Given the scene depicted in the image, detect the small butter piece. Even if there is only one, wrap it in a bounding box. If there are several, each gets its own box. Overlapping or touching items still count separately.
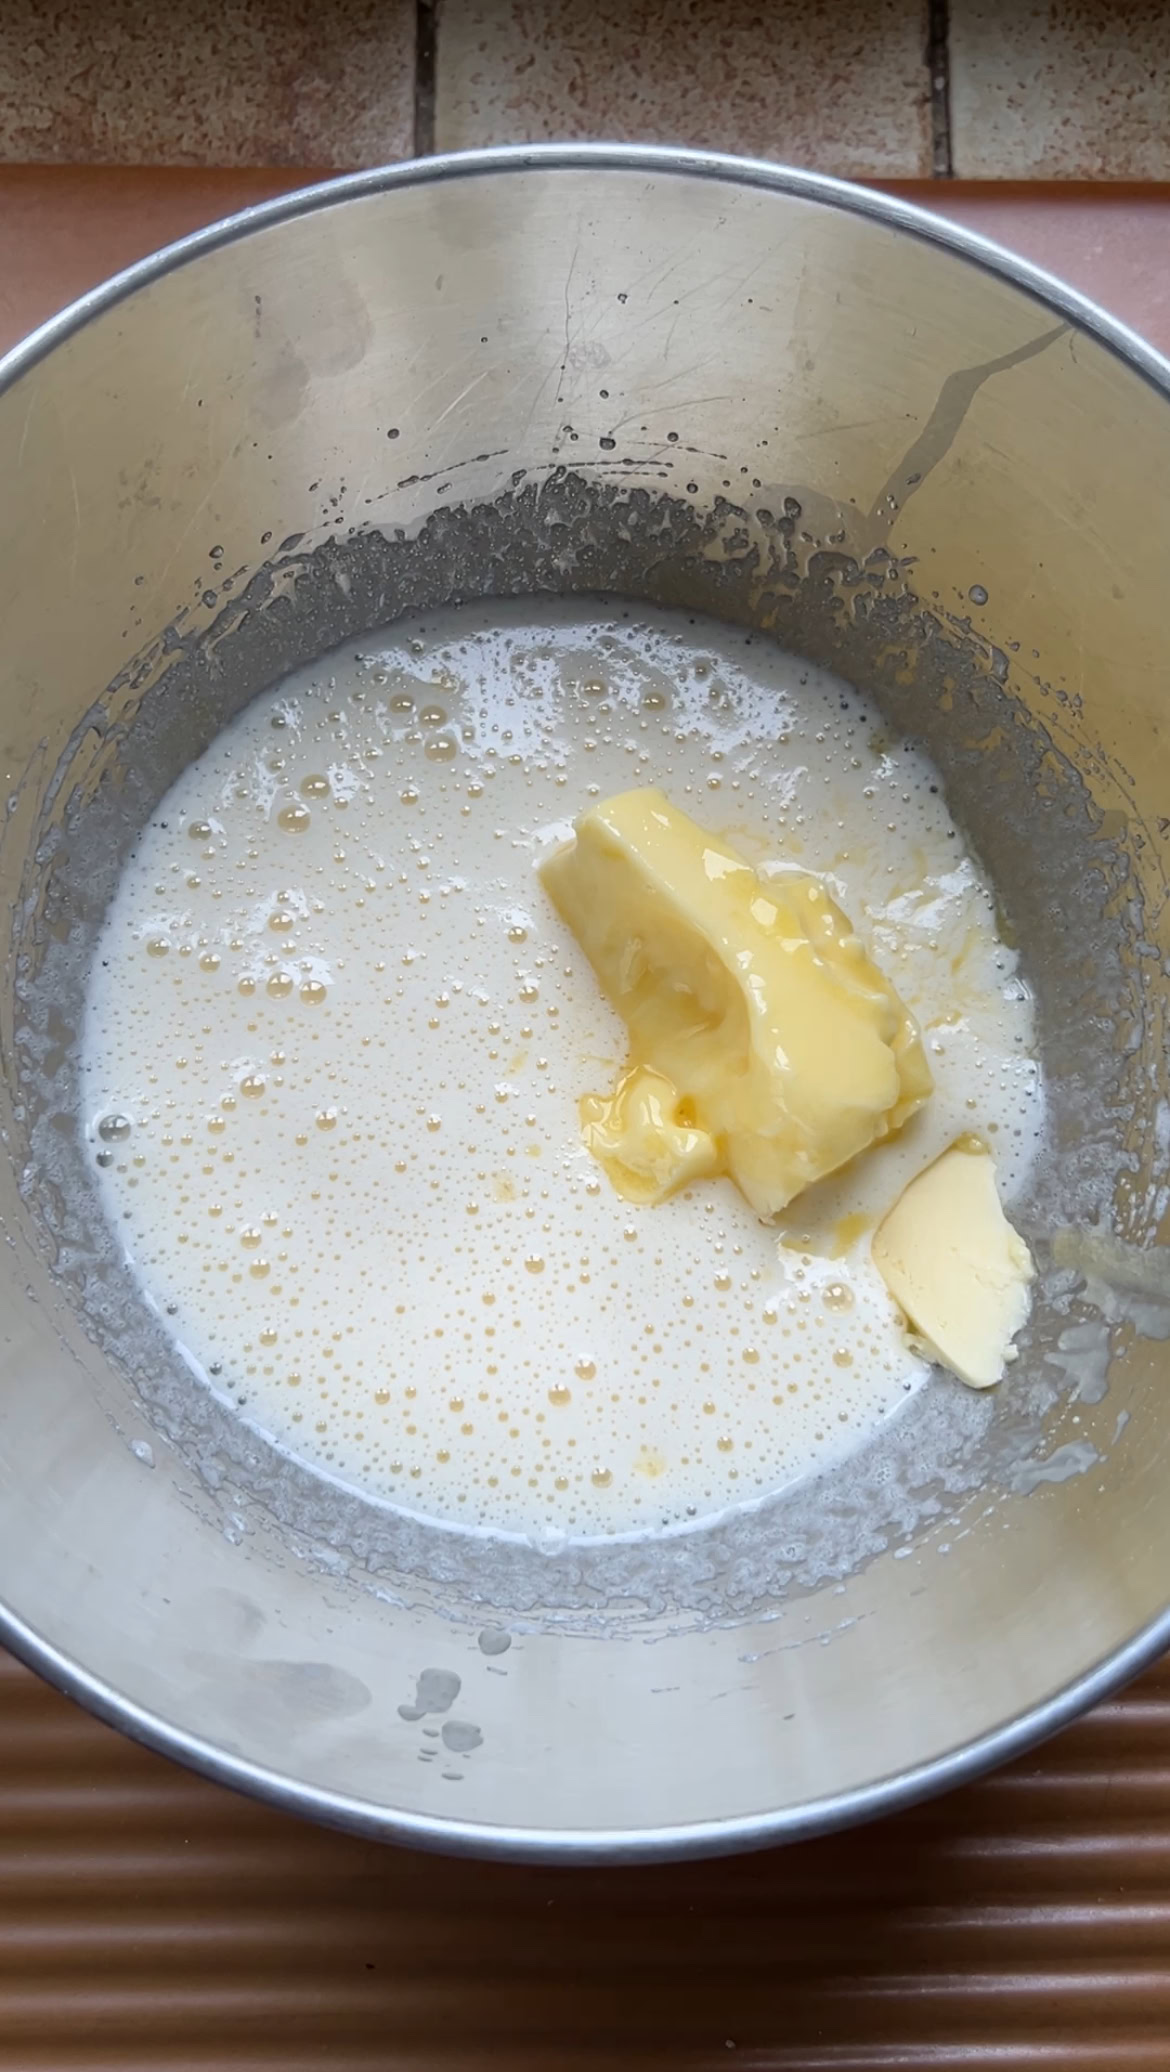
[581,1064,721,1203]
[541,787,932,1216]
[872,1137,1034,1389]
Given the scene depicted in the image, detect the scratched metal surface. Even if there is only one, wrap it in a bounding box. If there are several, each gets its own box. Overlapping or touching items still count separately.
[3,174,1170,2070]
[3,1642,1170,2069]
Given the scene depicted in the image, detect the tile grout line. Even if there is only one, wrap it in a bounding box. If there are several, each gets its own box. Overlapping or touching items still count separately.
[927,0,954,178]
[414,0,437,158]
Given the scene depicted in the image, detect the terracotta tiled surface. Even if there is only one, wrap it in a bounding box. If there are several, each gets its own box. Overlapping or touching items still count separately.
[0,0,415,168]
[435,0,934,178]
[950,0,1170,180]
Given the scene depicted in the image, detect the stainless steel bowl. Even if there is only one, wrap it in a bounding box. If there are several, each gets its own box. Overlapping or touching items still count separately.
[1,148,1167,1862]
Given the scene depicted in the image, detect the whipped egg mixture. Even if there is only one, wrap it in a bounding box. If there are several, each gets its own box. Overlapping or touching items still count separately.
[81,600,1044,1540]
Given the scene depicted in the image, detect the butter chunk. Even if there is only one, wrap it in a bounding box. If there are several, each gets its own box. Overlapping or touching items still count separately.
[872,1138,1034,1388]
[540,788,932,1216]
[581,1064,721,1203]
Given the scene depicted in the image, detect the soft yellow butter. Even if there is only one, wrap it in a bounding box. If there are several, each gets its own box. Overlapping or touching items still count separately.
[872,1137,1034,1388]
[540,787,932,1215]
[581,1064,721,1203]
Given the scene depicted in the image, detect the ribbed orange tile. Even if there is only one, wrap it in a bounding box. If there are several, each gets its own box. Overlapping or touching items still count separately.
[4,1643,1170,2067]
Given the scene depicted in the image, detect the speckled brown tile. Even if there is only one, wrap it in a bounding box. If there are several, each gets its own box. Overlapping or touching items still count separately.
[0,0,415,168]
[436,0,933,178]
[951,0,1170,180]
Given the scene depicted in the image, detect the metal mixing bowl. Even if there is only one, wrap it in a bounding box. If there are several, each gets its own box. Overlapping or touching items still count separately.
[1,148,1167,1861]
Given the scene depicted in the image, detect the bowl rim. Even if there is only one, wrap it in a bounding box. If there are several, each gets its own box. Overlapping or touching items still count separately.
[3,142,1168,1864]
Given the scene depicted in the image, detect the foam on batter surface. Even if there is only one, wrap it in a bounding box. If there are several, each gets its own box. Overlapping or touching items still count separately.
[81,599,1045,1540]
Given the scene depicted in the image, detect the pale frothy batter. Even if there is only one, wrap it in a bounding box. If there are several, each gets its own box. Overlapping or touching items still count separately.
[81,601,1044,1539]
